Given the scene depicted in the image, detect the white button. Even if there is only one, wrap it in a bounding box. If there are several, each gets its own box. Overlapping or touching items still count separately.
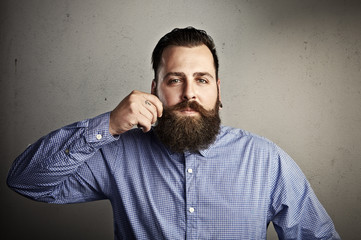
[96,134,102,140]
[65,149,70,154]
[187,168,193,174]
[189,207,195,213]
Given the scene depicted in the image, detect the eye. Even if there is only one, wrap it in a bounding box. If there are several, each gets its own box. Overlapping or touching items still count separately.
[197,78,208,84]
[168,79,181,85]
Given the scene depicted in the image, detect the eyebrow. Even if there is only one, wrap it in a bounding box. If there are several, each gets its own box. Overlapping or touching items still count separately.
[163,72,185,80]
[163,72,214,81]
[193,72,214,79]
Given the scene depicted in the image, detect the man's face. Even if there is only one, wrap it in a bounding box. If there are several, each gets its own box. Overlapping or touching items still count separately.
[152,44,221,153]
[152,44,221,115]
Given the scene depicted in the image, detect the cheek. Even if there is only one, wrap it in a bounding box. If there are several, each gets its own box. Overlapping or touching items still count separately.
[200,89,218,109]
[157,87,180,107]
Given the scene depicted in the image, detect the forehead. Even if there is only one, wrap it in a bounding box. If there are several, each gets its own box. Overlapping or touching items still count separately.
[159,45,216,76]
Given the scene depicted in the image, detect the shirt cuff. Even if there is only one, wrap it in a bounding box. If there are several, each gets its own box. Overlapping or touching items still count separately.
[85,112,119,148]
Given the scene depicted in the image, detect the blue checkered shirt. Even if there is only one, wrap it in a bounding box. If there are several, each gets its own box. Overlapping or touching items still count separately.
[7,112,340,239]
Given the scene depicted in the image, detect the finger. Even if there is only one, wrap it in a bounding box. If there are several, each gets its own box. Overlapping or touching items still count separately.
[143,94,163,117]
[142,101,158,124]
[137,114,152,132]
[139,105,155,124]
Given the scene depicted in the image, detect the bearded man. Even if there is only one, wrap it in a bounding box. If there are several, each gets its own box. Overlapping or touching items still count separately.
[7,27,340,239]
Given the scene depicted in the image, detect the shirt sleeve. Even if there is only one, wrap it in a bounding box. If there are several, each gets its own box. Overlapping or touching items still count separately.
[7,112,119,204]
[269,145,341,240]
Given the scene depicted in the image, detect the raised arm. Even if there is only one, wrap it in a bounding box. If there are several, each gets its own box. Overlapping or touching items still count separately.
[7,91,163,203]
[7,112,117,203]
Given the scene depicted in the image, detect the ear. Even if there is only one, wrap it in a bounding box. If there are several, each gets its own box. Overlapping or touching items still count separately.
[151,80,157,95]
[217,78,222,109]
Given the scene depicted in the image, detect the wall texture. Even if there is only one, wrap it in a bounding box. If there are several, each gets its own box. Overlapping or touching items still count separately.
[1,0,360,239]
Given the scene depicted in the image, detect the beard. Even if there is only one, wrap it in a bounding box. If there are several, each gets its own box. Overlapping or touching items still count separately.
[154,99,221,153]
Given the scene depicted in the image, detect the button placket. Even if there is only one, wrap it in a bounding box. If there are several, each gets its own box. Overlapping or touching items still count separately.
[184,152,197,237]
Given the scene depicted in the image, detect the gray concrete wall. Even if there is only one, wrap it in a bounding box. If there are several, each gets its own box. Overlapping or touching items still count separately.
[1,1,360,239]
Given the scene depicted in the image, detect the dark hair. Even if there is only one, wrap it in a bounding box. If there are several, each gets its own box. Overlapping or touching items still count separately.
[152,27,219,82]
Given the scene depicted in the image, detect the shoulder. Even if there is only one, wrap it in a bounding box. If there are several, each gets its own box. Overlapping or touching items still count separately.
[215,126,297,164]
[216,126,305,179]
[216,125,276,150]
[207,126,280,164]
[217,126,295,160]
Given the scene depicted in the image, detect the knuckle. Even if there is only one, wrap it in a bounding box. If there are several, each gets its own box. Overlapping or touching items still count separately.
[128,90,141,100]
[128,118,137,126]
[128,94,137,102]
[128,102,138,112]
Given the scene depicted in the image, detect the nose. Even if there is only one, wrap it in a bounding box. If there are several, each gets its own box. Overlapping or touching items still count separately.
[182,81,196,101]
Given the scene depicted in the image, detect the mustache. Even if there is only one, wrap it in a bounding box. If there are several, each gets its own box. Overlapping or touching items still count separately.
[164,100,217,118]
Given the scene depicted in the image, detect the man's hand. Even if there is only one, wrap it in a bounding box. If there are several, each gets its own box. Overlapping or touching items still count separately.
[109,90,163,136]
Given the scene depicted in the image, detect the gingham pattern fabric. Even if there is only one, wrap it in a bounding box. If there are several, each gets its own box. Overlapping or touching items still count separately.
[7,112,340,239]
